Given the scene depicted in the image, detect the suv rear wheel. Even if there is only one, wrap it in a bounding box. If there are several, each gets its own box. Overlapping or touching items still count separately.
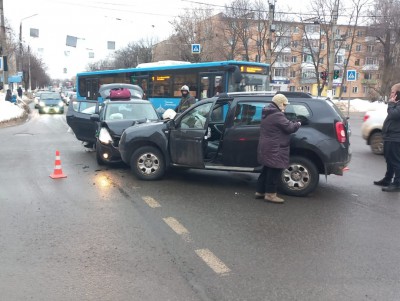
[130,146,165,180]
[279,156,319,197]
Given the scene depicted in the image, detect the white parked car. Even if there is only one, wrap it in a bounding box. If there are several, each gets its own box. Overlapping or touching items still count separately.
[361,109,387,154]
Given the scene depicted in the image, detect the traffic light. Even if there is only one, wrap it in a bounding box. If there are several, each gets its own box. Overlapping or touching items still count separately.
[333,70,339,79]
[320,71,327,80]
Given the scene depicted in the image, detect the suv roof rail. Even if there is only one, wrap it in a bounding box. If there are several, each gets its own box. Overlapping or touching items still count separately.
[276,91,313,98]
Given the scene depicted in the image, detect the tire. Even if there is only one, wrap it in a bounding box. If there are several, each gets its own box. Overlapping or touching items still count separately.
[369,132,384,155]
[278,156,319,197]
[130,146,165,180]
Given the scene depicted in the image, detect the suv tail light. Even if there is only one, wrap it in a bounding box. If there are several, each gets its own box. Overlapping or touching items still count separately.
[335,121,347,143]
[363,114,370,122]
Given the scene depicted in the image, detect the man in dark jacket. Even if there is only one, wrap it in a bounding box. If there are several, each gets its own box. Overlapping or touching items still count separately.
[374,83,400,192]
[175,85,196,113]
[256,94,301,203]
[17,86,23,98]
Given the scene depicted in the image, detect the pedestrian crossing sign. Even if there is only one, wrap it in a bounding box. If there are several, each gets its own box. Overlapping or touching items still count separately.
[191,44,201,54]
[347,70,356,81]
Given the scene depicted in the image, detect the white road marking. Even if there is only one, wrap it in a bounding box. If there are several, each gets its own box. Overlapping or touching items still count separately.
[195,249,231,275]
[142,196,161,208]
[163,217,189,235]
[163,217,192,242]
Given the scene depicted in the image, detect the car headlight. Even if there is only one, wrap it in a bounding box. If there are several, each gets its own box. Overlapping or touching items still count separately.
[98,127,113,144]
[58,101,64,107]
[39,101,45,106]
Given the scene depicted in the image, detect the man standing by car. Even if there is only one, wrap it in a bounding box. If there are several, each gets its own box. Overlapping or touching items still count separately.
[374,83,400,192]
[175,85,196,113]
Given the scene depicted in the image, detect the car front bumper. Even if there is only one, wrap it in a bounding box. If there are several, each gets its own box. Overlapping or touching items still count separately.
[96,140,122,163]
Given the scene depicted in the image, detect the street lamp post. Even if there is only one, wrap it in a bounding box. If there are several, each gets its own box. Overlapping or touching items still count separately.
[327,0,339,99]
[19,13,38,90]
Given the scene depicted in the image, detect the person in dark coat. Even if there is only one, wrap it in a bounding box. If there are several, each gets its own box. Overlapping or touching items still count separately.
[256,94,301,203]
[17,86,23,98]
[374,82,400,192]
[5,89,12,102]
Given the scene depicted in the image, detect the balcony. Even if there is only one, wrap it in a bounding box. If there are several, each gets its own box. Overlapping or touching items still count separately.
[361,79,378,85]
[300,77,318,84]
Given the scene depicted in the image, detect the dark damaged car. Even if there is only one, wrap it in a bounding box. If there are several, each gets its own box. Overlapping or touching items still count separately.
[119,92,352,197]
[66,83,159,165]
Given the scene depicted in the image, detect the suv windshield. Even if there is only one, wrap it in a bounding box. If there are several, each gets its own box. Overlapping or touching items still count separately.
[104,103,158,121]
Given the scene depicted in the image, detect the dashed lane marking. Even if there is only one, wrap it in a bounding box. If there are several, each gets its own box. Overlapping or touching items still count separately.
[142,196,161,208]
[163,217,192,242]
[195,248,231,276]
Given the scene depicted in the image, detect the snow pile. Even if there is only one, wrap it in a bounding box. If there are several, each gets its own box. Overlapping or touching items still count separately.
[333,98,387,113]
[0,92,25,123]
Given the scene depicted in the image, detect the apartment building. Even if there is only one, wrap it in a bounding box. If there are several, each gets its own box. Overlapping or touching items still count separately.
[153,14,383,99]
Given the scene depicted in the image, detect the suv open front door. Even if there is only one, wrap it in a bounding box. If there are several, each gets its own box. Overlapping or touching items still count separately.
[169,102,214,167]
[66,100,99,144]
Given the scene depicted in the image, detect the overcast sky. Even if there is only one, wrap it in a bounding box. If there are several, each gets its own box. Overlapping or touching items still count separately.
[4,0,305,79]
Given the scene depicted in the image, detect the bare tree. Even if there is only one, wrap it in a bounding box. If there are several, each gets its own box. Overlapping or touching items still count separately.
[222,0,254,61]
[170,6,215,62]
[367,0,400,96]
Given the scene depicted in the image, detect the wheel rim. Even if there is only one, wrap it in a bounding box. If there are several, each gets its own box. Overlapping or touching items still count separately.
[370,134,383,154]
[282,163,311,191]
[137,152,160,175]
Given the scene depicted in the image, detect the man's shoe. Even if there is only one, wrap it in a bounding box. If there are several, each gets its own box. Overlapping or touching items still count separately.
[374,178,392,186]
[382,184,400,192]
[255,192,265,199]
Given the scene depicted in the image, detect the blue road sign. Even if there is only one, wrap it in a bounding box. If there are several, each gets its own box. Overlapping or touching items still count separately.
[347,70,356,81]
[191,44,201,54]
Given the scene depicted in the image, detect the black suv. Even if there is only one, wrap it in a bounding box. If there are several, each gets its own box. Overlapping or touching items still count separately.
[119,92,351,196]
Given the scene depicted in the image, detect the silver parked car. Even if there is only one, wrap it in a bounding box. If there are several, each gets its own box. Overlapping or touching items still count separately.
[361,109,387,154]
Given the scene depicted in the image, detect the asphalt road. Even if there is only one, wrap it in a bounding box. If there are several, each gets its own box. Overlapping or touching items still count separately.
[1,107,399,301]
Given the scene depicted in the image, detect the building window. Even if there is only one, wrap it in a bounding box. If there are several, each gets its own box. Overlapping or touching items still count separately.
[289,86,296,91]
[377,73,381,79]
[290,70,296,77]
[292,41,298,48]
[352,86,358,93]
[357,30,363,37]
[291,56,297,63]
[343,86,347,93]
[363,86,369,93]
[302,54,313,63]
[356,44,361,52]
[355,59,360,66]
[344,58,348,65]
[364,73,373,80]
[335,28,340,35]
[366,57,377,65]
[321,43,325,50]
[319,58,324,64]
[274,69,287,77]
[367,45,375,52]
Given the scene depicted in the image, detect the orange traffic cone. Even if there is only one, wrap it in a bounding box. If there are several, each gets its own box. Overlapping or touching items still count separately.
[50,150,67,179]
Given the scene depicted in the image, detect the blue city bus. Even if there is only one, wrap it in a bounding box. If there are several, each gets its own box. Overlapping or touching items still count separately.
[76,60,270,114]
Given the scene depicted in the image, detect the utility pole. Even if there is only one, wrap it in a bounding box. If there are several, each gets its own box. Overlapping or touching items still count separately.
[327,0,339,99]
[266,1,275,85]
[0,0,8,87]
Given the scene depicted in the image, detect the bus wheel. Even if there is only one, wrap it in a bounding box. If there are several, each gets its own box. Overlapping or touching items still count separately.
[130,146,165,180]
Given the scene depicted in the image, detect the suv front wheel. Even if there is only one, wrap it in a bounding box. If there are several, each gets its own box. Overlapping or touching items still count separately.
[279,156,319,197]
[130,146,165,180]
